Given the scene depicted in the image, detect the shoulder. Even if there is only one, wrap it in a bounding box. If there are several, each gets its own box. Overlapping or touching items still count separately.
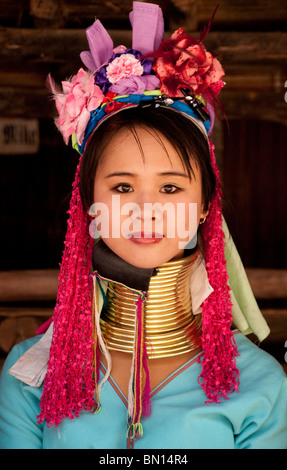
[0,336,44,449]
[15,335,41,353]
[234,332,286,394]
[0,335,43,384]
[230,332,287,449]
[235,331,283,367]
[1,336,41,371]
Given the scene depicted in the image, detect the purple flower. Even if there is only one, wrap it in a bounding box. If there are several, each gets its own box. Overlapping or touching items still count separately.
[94,49,155,94]
[110,75,160,95]
[94,66,110,94]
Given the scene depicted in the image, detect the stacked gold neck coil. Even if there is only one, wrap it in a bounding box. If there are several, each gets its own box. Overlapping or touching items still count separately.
[100,251,202,359]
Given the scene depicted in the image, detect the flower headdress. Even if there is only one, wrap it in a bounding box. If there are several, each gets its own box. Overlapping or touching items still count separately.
[38,1,239,440]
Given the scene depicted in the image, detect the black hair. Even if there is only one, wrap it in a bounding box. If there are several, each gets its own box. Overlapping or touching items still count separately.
[80,107,215,212]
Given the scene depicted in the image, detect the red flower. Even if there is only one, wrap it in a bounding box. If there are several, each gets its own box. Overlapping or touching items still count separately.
[153,28,224,98]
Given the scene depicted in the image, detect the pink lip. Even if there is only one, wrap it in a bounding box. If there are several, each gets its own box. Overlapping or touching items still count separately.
[128,232,164,245]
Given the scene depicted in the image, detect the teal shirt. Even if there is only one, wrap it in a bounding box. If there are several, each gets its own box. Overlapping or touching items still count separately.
[0,333,286,449]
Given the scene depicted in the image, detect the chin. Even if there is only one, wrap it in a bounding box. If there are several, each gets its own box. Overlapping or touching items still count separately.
[102,238,185,269]
[118,250,185,269]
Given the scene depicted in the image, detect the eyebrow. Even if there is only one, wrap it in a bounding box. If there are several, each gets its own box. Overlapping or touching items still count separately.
[105,172,135,178]
[105,171,189,179]
[159,171,189,178]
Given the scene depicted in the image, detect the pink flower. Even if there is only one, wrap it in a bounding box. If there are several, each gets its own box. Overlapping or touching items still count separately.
[106,54,144,84]
[48,68,104,145]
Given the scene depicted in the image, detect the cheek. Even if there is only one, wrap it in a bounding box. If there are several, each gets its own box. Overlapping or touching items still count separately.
[93,181,103,206]
[90,192,134,240]
[175,188,203,225]
[175,202,198,235]
[167,195,202,250]
[91,184,112,238]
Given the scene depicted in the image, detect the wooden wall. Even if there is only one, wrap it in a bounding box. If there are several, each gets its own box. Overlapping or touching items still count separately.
[0,0,287,371]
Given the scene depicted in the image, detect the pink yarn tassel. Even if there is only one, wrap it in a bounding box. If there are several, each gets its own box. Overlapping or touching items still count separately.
[37,159,96,427]
[199,140,239,402]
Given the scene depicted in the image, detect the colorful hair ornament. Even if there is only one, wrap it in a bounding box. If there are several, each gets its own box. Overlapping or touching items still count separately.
[47,2,224,153]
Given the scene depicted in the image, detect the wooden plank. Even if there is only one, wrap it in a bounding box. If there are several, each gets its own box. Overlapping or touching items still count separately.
[168,0,199,30]
[261,309,287,338]
[0,268,286,302]
[0,28,286,120]
[1,28,287,66]
[1,84,286,122]
[0,27,126,68]
[198,0,287,26]
[0,306,53,317]
[29,0,196,29]
[205,32,287,65]
[0,64,284,91]
[222,118,287,269]
[58,0,138,23]
[0,269,59,302]
[30,0,64,24]
[2,0,287,28]
[0,86,53,118]
[245,269,287,299]
[223,64,286,91]
[260,309,287,372]
[0,314,49,352]
[222,90,287,125]
[0,70,47,88]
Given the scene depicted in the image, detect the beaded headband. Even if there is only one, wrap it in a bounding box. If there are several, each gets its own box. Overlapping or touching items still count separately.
[38,2,239,436]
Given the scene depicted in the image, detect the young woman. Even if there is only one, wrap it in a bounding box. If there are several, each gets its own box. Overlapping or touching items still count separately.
[0,2,286,449]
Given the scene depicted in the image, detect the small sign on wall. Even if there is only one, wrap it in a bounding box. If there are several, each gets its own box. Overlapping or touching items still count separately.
[0,118,40,155]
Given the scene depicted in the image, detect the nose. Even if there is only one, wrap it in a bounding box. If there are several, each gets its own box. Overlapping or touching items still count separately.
[128,201,163,223]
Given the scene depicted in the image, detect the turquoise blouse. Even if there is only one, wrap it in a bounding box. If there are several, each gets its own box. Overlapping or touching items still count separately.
[0,332,286,449]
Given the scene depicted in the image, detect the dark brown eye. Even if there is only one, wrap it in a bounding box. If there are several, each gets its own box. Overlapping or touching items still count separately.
[161,184,180,194]
[114,184,133,193]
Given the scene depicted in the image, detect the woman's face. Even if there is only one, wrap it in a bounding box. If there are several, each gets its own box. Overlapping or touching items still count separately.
[91,125,208,268]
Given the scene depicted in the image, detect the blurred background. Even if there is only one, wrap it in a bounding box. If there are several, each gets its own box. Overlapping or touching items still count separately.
[0,0,286,371]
